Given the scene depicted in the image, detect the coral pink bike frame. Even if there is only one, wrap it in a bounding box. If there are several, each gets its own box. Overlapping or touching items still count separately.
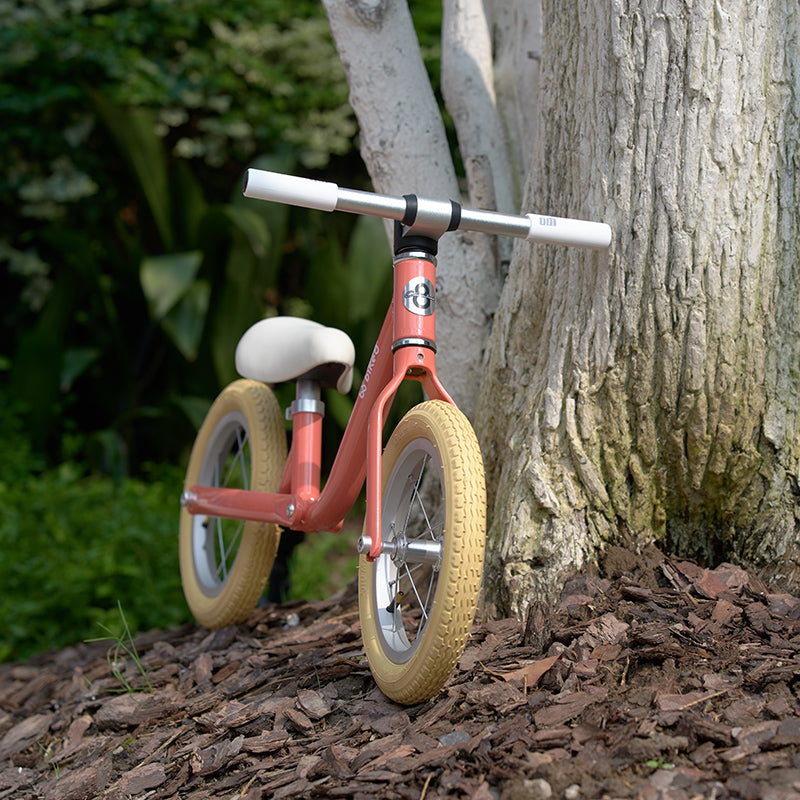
[183,251,454,562]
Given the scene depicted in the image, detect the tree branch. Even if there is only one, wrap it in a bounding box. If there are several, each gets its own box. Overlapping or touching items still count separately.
[484,0,542,189]
[321,0,501,416]
[442,0,515,216]
[321,0,457,199]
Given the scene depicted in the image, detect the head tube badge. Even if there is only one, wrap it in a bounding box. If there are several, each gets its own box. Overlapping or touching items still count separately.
[402,277,435,316]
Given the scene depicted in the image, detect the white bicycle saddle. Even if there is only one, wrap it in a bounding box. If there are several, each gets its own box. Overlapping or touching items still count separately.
[235,316,355,394]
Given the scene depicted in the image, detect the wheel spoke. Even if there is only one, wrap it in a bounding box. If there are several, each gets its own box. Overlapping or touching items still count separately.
[204,435,245,584]
[215,519,244,581]
[403,456,435,540]
[216,519,227,579]
[207,427,249,584]
[374,443,443,658]
[222,428,249,489]
[417,567,436,639]
[403,561,429,623]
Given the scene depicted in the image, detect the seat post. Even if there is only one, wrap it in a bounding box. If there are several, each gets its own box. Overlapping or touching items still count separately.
[291,380,325,414]
[288,380,325,510]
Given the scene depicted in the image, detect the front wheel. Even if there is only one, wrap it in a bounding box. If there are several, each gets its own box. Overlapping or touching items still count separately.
[358,400,486,704]
[179,379,286,629]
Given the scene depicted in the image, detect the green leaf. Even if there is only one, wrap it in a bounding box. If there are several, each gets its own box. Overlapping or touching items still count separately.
[324,388,354,431]
[89,90,174,249]
[306,219,349,330]
[60,347,100,391]
[237,151,295,280]
[210,239,258,387]
[172,395,212,430]
[346,214,391,327]
[8,274,75,447]
[220,206,271,259]
[160,279,211,361]
[140,251,203,320]
[173,160,210,246]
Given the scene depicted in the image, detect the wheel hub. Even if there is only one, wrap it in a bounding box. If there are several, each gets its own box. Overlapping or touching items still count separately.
[357,528,442,569]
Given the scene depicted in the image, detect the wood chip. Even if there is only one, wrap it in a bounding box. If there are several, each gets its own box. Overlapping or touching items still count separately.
[296,689,332,720]
[486,653,561,687]
[115,762,167,795]
[0,713,53,759]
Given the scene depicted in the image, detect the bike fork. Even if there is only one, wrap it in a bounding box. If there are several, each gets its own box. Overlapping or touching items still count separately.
[359,246,455,562]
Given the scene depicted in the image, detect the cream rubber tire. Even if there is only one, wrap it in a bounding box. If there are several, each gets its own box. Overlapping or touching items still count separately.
[180,379,286,629]
[359,400,486,704]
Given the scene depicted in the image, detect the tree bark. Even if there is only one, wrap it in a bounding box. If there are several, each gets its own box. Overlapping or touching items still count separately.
[478,0,800,616]
[322,0,800,619]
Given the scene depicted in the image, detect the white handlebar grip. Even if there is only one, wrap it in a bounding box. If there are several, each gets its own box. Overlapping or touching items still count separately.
[526,213,612,249]
[243,169,339,212]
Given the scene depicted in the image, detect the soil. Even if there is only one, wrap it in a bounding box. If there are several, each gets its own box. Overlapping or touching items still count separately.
[2,545,800,800]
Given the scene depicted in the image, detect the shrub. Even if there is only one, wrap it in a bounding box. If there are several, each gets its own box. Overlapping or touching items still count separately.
[0,408,190,662]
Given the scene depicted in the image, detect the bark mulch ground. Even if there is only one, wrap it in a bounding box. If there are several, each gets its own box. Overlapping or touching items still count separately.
[2,545,800,799]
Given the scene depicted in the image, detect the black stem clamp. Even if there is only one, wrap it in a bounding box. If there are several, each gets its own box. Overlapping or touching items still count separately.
[393,195,462,256]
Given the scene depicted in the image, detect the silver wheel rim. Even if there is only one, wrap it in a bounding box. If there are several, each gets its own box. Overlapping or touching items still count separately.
[191,410,251,597]
[372,438,444,664]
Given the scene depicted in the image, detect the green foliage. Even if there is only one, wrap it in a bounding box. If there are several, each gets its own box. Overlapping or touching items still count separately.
[0,0,363,470]
[0,0,354,176]
[286,528,360,603]
[0,406,189,663]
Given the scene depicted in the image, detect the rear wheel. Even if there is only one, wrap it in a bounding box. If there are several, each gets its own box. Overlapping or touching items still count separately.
[179,379,286,628]
[358,400,486,704]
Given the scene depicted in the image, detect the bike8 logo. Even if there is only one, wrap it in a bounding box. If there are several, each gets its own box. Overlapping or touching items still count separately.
[402,277,435,316]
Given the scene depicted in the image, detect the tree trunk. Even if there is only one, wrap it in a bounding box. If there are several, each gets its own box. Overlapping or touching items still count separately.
[478,0,800,616]
[322,0,800,618]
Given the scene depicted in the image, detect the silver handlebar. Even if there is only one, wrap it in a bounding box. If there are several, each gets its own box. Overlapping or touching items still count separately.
[242,168,612,250]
